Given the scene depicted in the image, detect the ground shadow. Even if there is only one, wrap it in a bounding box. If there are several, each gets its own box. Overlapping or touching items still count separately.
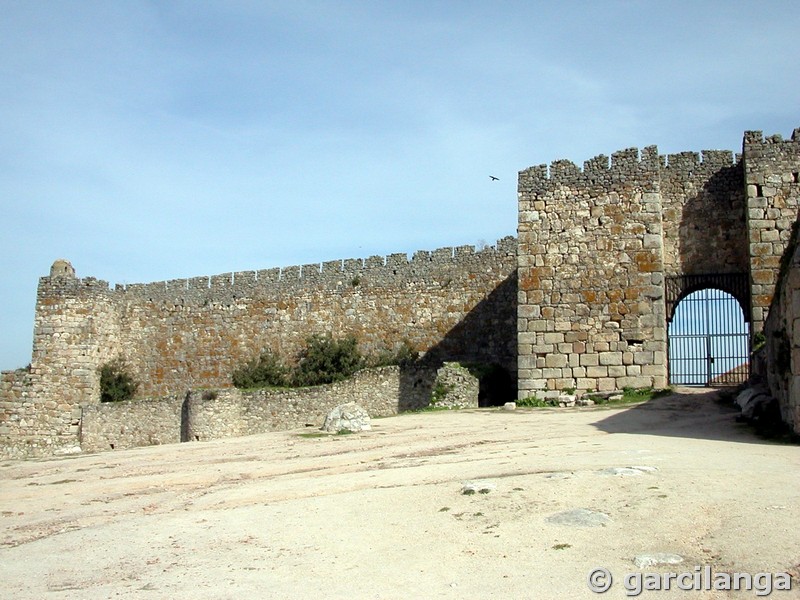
[180,392,192,442]
[592,387,795,446]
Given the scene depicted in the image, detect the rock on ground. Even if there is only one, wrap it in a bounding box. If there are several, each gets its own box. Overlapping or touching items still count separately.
[321,402,371,433]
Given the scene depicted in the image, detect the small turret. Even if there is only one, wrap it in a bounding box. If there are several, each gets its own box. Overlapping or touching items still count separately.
[50,259,76,278]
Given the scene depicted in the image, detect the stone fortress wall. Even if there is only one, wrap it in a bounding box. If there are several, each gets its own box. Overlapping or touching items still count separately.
[1,239,516,458]
[743,131,800,332]
[517,129,799,397]
[760,225,800,434]
[2,126,799,458]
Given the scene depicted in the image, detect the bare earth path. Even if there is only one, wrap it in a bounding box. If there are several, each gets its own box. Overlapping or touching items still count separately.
[1,388,798,599]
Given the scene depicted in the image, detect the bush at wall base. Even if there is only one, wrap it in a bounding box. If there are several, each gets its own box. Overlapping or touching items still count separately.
[98,358,139,403]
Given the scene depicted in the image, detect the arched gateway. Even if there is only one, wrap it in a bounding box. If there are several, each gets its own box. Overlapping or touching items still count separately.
[665,274,750,386]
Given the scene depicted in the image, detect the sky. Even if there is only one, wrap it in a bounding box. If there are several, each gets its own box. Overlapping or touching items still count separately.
[668,289,749,385]
[1,1,798,370]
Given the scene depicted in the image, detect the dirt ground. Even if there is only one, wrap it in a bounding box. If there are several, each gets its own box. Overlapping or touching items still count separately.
[1,388,798,599]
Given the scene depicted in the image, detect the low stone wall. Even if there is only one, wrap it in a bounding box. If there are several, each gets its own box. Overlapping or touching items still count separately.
[77,366,437,452]
[5,363,481,457]
[0,370,82,459]
[80,395,185,453]
[185,366,431,442]
[430,363,479,409]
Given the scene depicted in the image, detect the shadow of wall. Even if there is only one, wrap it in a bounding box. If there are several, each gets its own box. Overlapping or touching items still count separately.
[591,389,780,445]
[399,272,518,408]
[674,162,749,278]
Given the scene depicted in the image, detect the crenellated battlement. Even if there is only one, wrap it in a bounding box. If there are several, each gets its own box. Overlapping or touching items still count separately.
[744,128,800,146]
[519,143,741,197]
[661,149,737,172]
[38,237,517,306]
[27,233,519,406]
[518,146,661,193]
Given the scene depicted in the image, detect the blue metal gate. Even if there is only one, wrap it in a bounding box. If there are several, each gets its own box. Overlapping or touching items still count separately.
[666,277,750,386]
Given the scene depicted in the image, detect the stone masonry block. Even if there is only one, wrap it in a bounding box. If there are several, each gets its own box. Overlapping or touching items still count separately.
[599,352,623,366]
[597,378,616,392]
[608,366,626,377]
[586,366,608,378]
[618,376,653,389]
[543,332,565,344]
[529,320,548,332]
[545,354,568,368]
[641,365,666,377]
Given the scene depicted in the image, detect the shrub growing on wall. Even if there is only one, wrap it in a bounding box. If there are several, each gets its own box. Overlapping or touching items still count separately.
[98,358,139,403]
[292,334,363,387]
[231,335,412,389]
[231,350,289,389]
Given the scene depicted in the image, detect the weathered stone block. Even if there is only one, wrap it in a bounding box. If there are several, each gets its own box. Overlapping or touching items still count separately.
[586,366,608,378]
[597,378,616,392]
[641,364,665,377]
[545,354,568,368]
[618,376,652,389]
[643,234,661,249]
[599,352,623,366]
[543,332,564,344]
[580,354,599,367]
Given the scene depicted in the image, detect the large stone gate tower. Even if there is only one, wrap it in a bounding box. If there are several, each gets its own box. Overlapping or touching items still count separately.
[516,129,800,398]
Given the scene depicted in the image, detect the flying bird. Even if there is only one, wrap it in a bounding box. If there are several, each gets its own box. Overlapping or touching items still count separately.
[489,175,499,181]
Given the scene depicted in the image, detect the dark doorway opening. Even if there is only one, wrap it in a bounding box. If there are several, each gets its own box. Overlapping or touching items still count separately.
[466,363,515,407]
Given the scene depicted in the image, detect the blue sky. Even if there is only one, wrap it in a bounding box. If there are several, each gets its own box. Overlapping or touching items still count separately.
[1,1,798,369]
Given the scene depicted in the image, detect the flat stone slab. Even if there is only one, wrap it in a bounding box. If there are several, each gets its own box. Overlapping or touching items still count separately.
[596,466,657,476]
[461,480,497,494]
[544,472,574,480]
[546,508,611,527]
[633,553,684,568]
